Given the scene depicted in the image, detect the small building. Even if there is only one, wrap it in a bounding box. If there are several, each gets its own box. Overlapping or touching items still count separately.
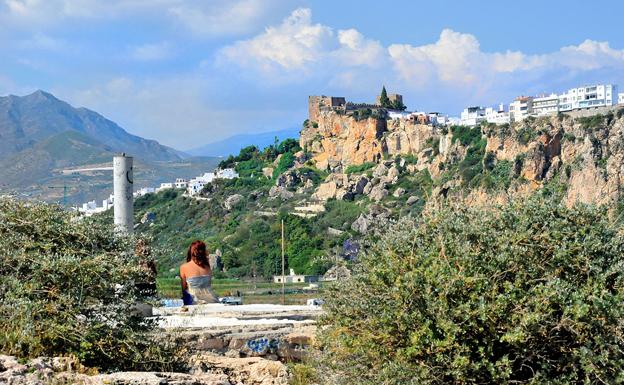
[484,104,510,125]
[187,179,206,196]
[216,168,239,179]
[156,182,174,192]
[619,93,624,105]
[175,178,188,189]
[460,106,486,126]
[533,94,559,116]
[273,269,319,284]
[509,96,533,122]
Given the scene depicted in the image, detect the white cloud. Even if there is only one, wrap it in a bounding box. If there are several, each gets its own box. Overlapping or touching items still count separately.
[217,8,385,83]
[1,0,296,37]
[131,41,173,61]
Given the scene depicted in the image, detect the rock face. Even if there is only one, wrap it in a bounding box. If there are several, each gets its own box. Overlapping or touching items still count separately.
[303,107,624,207]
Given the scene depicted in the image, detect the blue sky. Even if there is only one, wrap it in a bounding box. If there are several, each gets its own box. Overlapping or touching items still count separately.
[1,0,623,150]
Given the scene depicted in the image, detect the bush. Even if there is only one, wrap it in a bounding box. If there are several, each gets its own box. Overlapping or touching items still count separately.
[345,162,376,174]
[318,195,624,384]
[0,198,183,371]
[450,125,482,146]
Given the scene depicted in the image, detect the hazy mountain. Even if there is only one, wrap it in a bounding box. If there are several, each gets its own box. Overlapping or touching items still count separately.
[0,90,220,203]
[0,90,182,162]
[186,127,300,157]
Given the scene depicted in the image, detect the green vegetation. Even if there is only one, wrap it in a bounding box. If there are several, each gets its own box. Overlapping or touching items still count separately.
[450,125,482,146]
[378,85,390,107]
[345,162,376,174]
[577,114,607,131]
[318,195,624,384]
[0,198,182,371]
[515,125,538,145]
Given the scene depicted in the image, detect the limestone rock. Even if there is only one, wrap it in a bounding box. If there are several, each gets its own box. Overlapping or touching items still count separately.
[368,185,388,202]
[406,196,419,205]
[262,167,274,179]
[224,194,243,211]
[393,187,406,198]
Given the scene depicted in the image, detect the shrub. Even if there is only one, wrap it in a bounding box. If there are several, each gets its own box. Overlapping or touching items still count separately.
[273,152,296,179]
[577,114,605,131]
[515,126,537,145]
[345,162,376,174]
[450,125,482,146]
[318,195,624,384]
[0,198,183,371]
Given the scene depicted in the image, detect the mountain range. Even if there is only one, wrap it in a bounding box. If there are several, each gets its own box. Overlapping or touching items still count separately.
[0,90,218,203]
[186,127,301,157]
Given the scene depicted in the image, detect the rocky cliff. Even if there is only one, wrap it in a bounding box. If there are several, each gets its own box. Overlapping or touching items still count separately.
[301,107,624,207]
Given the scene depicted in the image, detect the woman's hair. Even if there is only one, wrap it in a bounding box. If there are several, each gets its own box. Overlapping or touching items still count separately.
[187,240,210,268]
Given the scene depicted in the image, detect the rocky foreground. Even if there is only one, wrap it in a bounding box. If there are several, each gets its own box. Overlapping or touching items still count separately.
[1,304,319,385]
[0,354,288,385]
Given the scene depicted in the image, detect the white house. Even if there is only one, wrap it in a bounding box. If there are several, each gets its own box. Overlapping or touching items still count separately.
[273,269,319,284]
[558,84,618,111]
[156,182,174,192]
[509,96,533,122]
[216,168,238,179]
[135,187,155,197]
[618,93,624,105]
[175,178,188,189]
[388,110,412,120]
[484,104,510,125]
[533,94,559,116]
[460,106,486,126]
[187,179,206,196]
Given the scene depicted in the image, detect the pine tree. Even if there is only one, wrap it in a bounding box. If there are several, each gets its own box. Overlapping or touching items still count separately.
[379,86,391,108]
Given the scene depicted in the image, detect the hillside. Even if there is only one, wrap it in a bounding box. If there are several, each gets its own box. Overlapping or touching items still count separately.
[0,90,221,203]
[131,105,624,279]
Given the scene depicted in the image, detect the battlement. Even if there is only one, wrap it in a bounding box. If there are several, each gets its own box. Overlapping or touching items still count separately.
[308,96,346,122]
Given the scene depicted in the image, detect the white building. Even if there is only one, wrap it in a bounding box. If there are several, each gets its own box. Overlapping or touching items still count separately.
[460,106,486,126]
[135,187,155,197]
[484,104,510,125]
[558,84,618,111]
[216,168,239,179]
[156,182,174,192]
[509,96,533,122]
[273,269,319,284]
[618,92,624,105]
[175,178,188,189]
[533,94,559,116]
[388,110,412,120]
[187,179,206,196]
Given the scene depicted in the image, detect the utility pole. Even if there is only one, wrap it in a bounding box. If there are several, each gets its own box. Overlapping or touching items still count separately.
[281,219,285,305]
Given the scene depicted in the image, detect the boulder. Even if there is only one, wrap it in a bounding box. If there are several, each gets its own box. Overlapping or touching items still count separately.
[372,163,388,178]
[268,186,294,201]
[368,185,389,202]
[312,181,338,201]
[351,214,370,234]
[224,194,243,211]
[393,187,406,198]
[262,167,274,179]
[406,196,419,205]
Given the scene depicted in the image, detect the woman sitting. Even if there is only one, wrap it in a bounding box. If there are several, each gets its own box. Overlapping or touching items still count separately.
[180,240,218,305]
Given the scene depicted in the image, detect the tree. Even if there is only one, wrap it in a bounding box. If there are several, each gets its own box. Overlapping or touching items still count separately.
[379,85,391,108]
[391,98,407,111]
[318,195,624,384]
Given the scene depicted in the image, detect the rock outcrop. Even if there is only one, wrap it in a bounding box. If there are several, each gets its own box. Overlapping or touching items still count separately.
[303,107,624,208]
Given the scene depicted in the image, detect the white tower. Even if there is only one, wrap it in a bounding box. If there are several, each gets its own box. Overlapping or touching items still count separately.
[113,154,133,234]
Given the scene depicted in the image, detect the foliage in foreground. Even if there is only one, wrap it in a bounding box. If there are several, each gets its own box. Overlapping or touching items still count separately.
[0,198,183,371]
[318,195,624,384]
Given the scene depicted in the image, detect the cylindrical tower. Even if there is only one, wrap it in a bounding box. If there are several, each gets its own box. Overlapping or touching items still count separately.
[113,154,133,234]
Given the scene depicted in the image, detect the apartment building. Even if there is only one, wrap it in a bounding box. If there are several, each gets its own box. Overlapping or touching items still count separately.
[533,94,559,116]
[509,96,533,122]
[460,106,486,126]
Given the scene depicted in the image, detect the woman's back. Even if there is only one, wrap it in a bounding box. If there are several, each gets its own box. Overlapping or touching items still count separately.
[180,241,218,305]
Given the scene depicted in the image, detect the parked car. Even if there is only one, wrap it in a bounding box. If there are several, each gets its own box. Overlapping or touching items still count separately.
[219,296,242,305]
[307,298,324,306]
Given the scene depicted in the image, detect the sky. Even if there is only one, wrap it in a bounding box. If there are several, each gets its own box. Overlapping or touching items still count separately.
[1,0,624,150]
